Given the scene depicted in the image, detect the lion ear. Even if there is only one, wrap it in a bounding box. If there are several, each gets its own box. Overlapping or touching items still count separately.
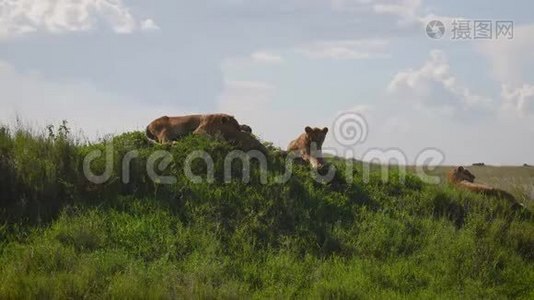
[322,127,328,133]
[305,126,313,134]
[221,116,229,123]
[458,166,464,171]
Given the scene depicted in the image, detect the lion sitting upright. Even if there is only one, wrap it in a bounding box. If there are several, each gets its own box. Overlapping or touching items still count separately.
[287,126,328,169]
[448,166,523,209]
[146,113,267,153]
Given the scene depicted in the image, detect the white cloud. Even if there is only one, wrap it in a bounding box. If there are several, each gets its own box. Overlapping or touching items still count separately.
[0,0,154,39]
[0,60,186,138]
[332,0,425,25]
[372,0,422,25]
[477,24,534,86]
[223,51,283,68]
[140,18,160,31]
[296,39,390,60]
[476,24,534,118]
[330,99,534,166]
[219,47,534,164]
[330,0,370,12]
[250,51,283,64]
[331,0,462,35]
[501,83,534,117]
[388,49,493,117]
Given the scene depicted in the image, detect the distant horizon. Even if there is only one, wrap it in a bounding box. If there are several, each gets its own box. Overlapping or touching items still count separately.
[2,113,532,167]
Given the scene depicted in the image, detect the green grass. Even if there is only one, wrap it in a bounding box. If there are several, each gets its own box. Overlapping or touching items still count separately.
[427,165,534,209]
[1,124,533,298]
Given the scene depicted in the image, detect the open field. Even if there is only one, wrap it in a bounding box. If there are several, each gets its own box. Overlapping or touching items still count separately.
[1,126,533,298]
[427,165,534,207]
[366,163,534,208]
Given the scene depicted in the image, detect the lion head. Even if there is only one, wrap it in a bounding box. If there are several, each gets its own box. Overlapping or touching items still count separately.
[304,126,328,150]
[194,114,267,154]
[448,166,476,183]
[200,114,241,131]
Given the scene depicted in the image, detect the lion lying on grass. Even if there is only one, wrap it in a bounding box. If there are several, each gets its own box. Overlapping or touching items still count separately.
[287,126,328,169]
[146,114,266,153]
[448,166,524,209]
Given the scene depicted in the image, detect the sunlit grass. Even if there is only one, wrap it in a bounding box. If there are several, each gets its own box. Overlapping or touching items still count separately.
[0,123,533,298]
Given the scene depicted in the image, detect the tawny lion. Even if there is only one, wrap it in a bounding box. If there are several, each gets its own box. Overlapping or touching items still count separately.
[448,166,523,209]
[287,126,328,169]
[145,114,266,153]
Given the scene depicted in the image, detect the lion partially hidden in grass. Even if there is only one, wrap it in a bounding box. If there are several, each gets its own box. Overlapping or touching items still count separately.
[146,114,266,153]
[448,166,524,209]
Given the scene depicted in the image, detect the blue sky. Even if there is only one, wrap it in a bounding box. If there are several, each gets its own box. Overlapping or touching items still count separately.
[1,0,533,165]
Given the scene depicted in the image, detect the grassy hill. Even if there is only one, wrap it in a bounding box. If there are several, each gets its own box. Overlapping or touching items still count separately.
[1,124,533,298]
